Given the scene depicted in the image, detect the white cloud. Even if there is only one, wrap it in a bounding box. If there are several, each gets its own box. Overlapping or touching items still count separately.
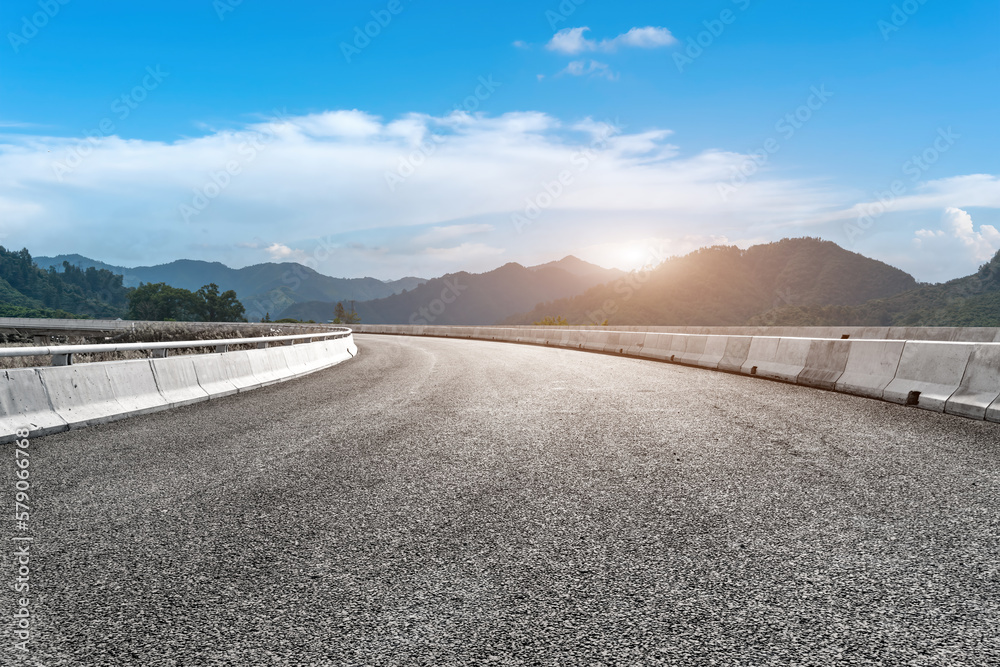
[561,60,618,81]
[265,242,308,262]
[424,243,506,261]
[547,27,592,55]
[819,174,1000,225]
[546,26,676,55]
[614,27,678,49]
[0,108,996,280]
[945,207,1000,261]
[907,208,1000,274]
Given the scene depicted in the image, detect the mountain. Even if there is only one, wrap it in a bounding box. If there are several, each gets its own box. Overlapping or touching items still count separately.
[0,247,128,318]
[281,257,625,324]
[751,248,1000,326]
[528,255,625,281]
[504,238,919,326]
[38,255,425,321]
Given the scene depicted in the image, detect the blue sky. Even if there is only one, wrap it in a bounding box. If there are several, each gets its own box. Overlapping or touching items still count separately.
[1,0,998,282]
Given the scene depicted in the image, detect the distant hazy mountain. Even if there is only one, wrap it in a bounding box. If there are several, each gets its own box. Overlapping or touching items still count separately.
[0,247,128,319]
[751,247,1000,327]
[282,256,625,324]
[39,254,425,320]
[505,238,919,326]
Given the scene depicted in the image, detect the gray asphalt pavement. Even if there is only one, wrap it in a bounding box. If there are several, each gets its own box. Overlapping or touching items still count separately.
[5,334,999,666]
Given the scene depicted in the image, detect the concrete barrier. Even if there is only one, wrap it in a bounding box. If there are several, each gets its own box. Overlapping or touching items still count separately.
[675,335,708,366]
[834,340,905,399]
[279,344,313,375]
[945,345,1000,420]
[882,341,973,411]
[621,332,647,357]
[0,369,68,436]
[2,334,357,443]
[601,331,623,354]
[640,334,675,361]
[151,356,211,407]
[582,331,610,352]
[741,337,813,383]
[246,347,290,385]
[797,339,850,390]
[319,339,354,367]
[355,326,1000,423]
[696,336,729,370]
[717,336,753,372]
[104,359,169,416]
[223,351,262,392]
[190,354,241,399]
[37,365,124,427]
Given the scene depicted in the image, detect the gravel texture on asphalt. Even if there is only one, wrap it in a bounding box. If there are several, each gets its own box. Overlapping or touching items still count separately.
[4,334,999,666]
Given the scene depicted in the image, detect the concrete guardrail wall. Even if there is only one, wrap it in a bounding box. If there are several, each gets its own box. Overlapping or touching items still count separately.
[0,317,336,341]
[0,334,358,443]
[357,325,1000,424]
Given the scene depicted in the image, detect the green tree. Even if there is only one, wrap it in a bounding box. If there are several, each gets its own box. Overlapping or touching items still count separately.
[533,315,569,326]
[126,283,200,321]
[332,301,361,324]
[195,283,246,322]
[333,302,347,323]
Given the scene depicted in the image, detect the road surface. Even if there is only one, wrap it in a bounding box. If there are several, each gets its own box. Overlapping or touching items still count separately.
[7,334,999,665]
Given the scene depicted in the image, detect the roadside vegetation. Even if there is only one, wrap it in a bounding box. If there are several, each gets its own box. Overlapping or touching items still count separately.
[0,321,334,369]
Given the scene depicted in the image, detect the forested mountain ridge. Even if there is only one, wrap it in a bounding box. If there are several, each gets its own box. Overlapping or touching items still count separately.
[751,248,1000,326]
[282,257,625,325]
[0,247,128,318]
[39,254,425,321]
[505,238,920,326]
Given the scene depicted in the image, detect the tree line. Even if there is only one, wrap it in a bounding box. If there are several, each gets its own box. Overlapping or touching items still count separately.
[0,246,246,322]
[125,282,246,322]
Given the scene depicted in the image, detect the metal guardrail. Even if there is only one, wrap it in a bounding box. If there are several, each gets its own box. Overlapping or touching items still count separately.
[0,329,352,366]
[0,317,333,337]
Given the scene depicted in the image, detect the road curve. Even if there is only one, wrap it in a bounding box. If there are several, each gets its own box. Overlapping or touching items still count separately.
[10,334,1000,666]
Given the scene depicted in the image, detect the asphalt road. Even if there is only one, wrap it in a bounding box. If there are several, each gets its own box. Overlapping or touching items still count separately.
[5,334,1000,666]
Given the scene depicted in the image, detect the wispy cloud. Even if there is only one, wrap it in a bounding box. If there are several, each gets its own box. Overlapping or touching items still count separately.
[0,109,994,280]
[560,60,618,81]
[913,207,1000,262]
[546,26,676,55]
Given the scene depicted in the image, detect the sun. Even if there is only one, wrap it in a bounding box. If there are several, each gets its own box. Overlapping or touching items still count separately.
[578,239,671,272]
